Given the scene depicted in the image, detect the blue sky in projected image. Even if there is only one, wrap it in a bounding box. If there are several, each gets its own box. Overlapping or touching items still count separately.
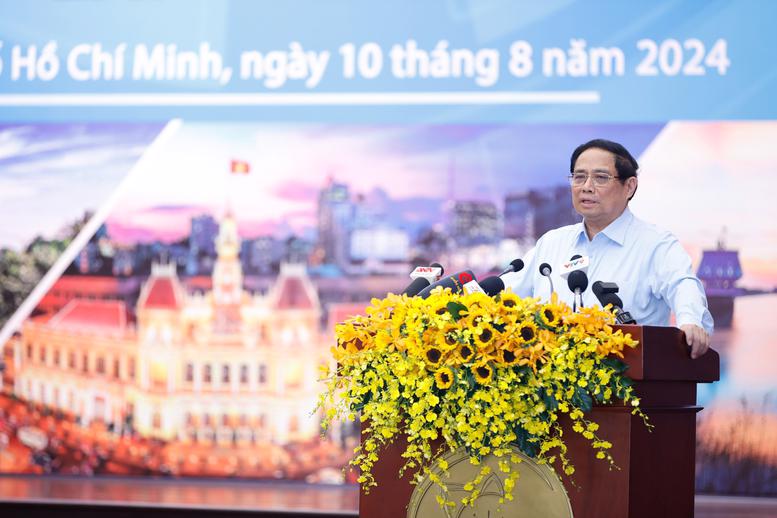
[0,122,665,254]
[313,124,664,197]
[0,123,164,249]
[106,122,664,246]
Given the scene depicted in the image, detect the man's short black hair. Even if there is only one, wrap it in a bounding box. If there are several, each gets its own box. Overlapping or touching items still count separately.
[570,139,639,180]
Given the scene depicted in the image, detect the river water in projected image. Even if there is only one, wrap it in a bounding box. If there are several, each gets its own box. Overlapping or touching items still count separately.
[695,293,777,495]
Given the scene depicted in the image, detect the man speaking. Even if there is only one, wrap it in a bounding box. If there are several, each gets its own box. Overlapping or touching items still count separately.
[505,139,713,359]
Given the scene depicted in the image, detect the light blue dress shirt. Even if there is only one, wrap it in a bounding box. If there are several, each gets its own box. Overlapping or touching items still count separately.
[503,207,714,334]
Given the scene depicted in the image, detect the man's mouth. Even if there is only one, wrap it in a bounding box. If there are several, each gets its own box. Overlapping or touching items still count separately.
[579,199,597,206]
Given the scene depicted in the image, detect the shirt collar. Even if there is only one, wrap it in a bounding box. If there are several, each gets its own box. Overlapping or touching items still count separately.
[577,207,634,246]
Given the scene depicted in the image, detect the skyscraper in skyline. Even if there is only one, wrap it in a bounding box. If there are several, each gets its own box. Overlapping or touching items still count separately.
[317,180,352,268]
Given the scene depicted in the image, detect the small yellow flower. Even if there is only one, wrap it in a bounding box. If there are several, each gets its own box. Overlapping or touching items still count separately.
[434,367,454,389]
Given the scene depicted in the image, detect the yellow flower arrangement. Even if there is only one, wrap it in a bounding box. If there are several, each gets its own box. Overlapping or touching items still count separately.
[318,288,643,508]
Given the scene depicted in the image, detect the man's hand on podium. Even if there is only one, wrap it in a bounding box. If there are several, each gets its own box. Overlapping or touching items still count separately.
[680,324,710,359]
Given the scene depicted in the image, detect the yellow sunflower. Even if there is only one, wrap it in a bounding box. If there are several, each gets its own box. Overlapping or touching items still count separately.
[474,325,496,351]
[456,342,476,364]
[472,362,494,384]
[436,324,460,351]
[516,320,538,345]
[421,327,443,350]
[539,302,562,328]
[429,298,450,318]
[498,291,522,310]
[496,346,519,366]
[434,367,454,390]
[464,307,490,330]
[423,346,444,367]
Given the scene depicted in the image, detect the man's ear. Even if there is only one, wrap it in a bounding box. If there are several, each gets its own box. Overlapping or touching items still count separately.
[627,177,638,200]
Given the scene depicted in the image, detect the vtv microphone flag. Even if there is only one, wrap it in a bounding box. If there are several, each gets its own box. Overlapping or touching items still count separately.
[560,255,589,312]
[559,255,589,280]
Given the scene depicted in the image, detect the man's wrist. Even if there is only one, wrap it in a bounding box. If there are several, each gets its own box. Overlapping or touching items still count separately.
[676,315,702,330]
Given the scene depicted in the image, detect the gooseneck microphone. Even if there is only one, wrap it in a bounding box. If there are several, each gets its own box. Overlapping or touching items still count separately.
[402,262,444,296]
[591,281,637,324]
[567,271,589,312]
[476,258,525,297]
[539,263,554,294]
[499,259,525,276]
[561,255,589,312]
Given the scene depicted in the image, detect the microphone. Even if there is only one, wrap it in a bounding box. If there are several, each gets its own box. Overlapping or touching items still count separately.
[539,262,554,294]
[560,255,589,311]
[476,258,525,297]
[402,263,444,296]
[479,276,505,297]
[592,281,637,324]
[567,271,589,312]
[591,280,618,296]
[499,258,525,276]
[417,270,482,299]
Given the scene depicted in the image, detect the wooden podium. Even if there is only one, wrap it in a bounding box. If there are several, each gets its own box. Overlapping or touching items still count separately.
[359,325,719,518]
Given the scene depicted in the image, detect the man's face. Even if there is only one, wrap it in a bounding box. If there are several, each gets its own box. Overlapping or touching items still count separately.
[571,147,637,231]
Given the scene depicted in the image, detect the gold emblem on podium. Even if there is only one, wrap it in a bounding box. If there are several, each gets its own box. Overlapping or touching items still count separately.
[407,445,573,518]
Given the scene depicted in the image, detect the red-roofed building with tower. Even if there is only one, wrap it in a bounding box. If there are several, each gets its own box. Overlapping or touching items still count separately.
[12,213,332,446]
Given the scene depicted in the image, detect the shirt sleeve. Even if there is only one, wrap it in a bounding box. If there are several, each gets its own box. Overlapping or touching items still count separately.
[650,234,715,335]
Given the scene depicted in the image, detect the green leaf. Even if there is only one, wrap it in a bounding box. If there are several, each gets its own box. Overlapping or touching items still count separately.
[539,389,559,411]
[512,426,540,458]
[574,387,593,412]
[601,357,628,374]
[446,301,468,321]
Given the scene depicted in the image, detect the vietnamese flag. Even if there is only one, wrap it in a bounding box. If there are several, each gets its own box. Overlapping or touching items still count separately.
[230,159,250,174]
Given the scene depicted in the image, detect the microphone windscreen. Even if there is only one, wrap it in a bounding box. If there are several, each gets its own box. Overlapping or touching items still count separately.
[509,259,524,273]
[570,254,582,260]
[479,276,505,296]
[500,258,524,276]
[539,262,552,275]
[402,277,431,297]
[567,270,588,293]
